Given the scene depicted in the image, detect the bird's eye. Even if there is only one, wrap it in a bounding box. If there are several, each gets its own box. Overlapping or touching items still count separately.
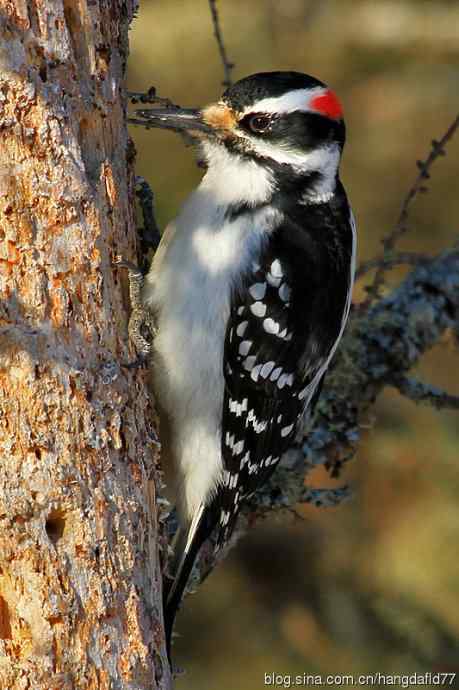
[248,114,271,133]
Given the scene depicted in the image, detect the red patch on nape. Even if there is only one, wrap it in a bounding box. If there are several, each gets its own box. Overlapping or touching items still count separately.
[310,90,343,119]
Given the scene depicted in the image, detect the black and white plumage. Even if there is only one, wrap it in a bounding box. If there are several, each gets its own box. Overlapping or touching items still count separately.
[133,71,356,660]
[219,184,354,545]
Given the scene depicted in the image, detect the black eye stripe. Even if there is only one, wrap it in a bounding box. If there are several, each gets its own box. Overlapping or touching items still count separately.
[236,110,345,152]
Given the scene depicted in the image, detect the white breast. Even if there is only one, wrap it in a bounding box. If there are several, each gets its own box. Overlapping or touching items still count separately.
[143,158,280,523]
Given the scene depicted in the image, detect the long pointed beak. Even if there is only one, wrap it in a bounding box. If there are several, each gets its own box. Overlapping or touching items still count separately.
[129,107,214,136]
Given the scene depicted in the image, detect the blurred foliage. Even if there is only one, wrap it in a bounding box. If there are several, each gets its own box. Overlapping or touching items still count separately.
[128,1,459,687]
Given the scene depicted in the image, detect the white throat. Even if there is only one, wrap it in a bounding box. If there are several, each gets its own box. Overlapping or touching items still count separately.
[201,139,339,208]
[200,141,275,207]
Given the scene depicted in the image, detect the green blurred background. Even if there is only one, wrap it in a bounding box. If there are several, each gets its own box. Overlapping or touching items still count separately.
[127,1,459,687]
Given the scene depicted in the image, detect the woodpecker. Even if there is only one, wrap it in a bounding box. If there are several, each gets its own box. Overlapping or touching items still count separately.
[131,71,356,658]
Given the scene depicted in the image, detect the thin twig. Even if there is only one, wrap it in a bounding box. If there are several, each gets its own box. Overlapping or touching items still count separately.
[208,0,234,88]
[128,88,176,108]
[365,114,459,302]
[391,376,459,410]
[356,251,428,280]
[301,486,352,508]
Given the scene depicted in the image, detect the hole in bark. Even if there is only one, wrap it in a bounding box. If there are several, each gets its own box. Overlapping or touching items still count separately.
[38,62,47,82]
[0,596,12,639]
[46,511,66,544]
[47,615,63,626]
[78,117,102,184]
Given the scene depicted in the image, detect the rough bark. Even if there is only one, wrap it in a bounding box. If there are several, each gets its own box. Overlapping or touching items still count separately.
[0,2,170,689]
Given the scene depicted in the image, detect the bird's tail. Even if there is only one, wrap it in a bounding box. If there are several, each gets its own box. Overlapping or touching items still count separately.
[163,504,215,662]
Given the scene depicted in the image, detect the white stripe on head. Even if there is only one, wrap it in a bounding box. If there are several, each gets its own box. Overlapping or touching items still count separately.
[240,87,325,117]
[243,137,339,171]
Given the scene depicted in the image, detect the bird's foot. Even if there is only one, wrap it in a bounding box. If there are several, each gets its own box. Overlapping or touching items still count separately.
[114,256,157,361]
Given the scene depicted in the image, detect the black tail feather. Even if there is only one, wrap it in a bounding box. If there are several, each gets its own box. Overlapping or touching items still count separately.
[163,507,215,663]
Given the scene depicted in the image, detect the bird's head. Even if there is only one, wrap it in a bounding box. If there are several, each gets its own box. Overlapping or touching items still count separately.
[134,71,346,204]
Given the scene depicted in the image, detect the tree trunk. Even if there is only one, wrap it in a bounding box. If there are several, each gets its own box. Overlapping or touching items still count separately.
[0,2,170,688]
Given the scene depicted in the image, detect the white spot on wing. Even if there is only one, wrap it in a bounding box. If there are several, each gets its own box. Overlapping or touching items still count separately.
[232,440,244,455]
[236,320,248,337]
[279,283,291,302]
[298,384,312,401]
[250,301,267,317]
[220,510,230,526]
[254,419,267,433]
[260,361,275,378]
[249,282,267,300]
[277,373,289,389]
[239,340,252,356]
[281,423,294,437]
[270,366,282,381]
[263,318,280,335]
[240,451,250,468]
[250,363,263,382]
[270,259,283,278]
[230,472,239,488]
[243,355,256,371]
[267,273,281,288]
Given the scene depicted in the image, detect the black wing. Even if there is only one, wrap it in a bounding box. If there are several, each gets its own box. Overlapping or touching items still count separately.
[216,196,354,546]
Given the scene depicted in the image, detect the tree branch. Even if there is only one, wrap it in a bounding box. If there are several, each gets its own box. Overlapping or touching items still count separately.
[208,0,234,88]
[356,251,429,280]
[361,115,459,300]
[301,486,352,508]
[391,376,459,410]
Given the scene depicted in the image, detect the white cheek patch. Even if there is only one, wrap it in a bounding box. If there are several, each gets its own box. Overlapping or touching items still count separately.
[244,139,341,201]
[251,138,339,167]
